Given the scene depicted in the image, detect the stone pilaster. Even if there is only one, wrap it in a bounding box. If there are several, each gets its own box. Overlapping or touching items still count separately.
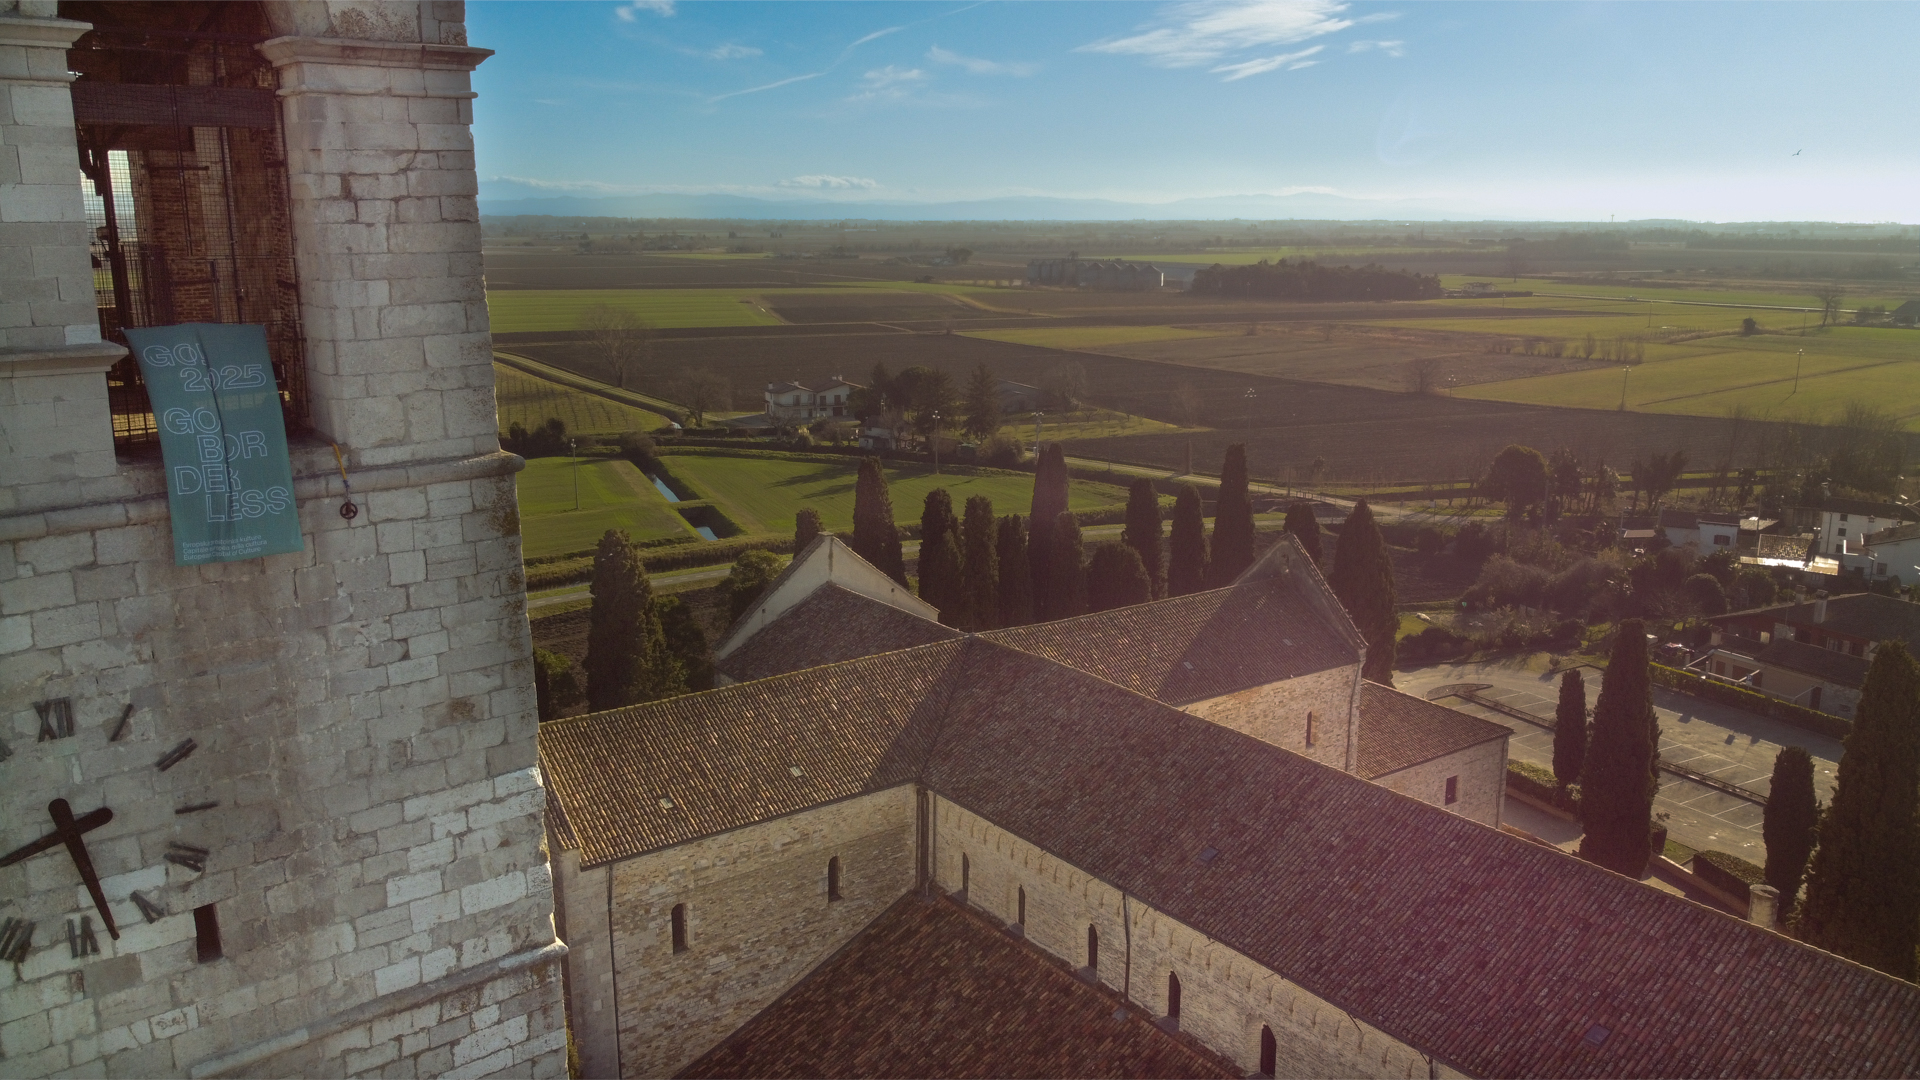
[0,7,126,512]
[260,34,496,469]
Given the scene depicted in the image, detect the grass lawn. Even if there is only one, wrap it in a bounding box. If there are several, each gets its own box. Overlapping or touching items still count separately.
[518,457,695,558]
[963,325,1230,350]
[1436,275,1914,312]
[487,289,787,331]
[1089,247,1462,265]
[661,453,1130,536]
[1017,409,1185,442]
[495,363,673,434]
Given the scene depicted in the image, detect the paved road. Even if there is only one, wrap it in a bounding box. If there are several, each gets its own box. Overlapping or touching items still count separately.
[1398,656,1844,864]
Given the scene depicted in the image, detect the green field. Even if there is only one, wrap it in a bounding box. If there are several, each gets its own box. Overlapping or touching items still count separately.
[495,363,673,434]
[1090,247,1463,265]
[487,289,787,331]
[963,325,1229,350]
[517,457,695,558]
[1437,276,1914,312]
[662,453,1130,536]
[1457,327,1920,427]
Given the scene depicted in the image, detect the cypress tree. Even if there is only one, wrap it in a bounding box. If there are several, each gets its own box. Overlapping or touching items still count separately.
[1578,620,1660,878]
[1552,668,1587,790]
[1167,484,1208,597]
[1028,443,1069,618]
[918,488,963,625]
[533,648,582,722]
[1761,745,1819,908]
[1328,499,1398,684]
[995,515,1034,627]
[655,595,713,693]
[585,529,674,710]
[959,495,998,631]
[1283,501,1323,565]
[794,506,823,551]
[1087,542,1151,613]
[1050,510,1088,619]
[1797,642,1920,980]
[1122,479,1164,598]
[852,456,907,586]
[725,549,783,622]
[1208,443,1255,586]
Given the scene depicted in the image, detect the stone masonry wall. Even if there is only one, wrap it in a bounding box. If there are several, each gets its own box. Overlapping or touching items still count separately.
[602,787,917,1078]
[932,796,1468,1079]
[1183,664,1361,773]
[1369,740,1508,829]
[550,850,613,1080]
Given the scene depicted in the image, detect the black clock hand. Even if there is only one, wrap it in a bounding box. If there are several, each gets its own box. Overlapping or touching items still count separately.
[0,805,112,867]
[48,801,119,941]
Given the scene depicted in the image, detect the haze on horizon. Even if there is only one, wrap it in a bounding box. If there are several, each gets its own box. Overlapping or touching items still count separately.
[469,0,1917,224]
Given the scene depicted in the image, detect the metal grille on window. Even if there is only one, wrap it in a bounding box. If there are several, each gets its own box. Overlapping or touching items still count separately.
[68,8,308,452]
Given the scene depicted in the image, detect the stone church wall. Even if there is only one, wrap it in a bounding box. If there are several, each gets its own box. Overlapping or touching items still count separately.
[1183,664,1361,772]
[932,797,1466,1079]
[0,4,564,1076]
[1369,740,1508,828]
[598,786,917,1078]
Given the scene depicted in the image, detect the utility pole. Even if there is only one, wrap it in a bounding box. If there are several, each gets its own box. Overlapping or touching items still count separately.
[931,411,941,475]
[1619,367,1630,411]
[570,438,580,511]
[1793,349,1803,395]
[1033,411,1044,455]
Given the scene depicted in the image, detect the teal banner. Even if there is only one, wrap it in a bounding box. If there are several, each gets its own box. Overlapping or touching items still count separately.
[125,324,304,565]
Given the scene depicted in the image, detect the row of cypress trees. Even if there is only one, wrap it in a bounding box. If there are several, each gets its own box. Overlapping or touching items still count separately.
[577,528,713,715]
[1556,623,1918,982]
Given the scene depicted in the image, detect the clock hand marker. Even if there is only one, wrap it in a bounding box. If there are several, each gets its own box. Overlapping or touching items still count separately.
[1,800,120,941]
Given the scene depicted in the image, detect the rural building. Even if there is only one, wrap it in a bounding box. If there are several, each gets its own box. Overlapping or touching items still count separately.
[1026,256,1164,290]
[1892,299,1920,326]
[1704,590,1920,716]
[764,375,862,422]
[0,2,563,1077]
[1862,521,1920,586]
[1788,498,1911,576]
[1657,509,1740,551]
[539,536,1920,1078]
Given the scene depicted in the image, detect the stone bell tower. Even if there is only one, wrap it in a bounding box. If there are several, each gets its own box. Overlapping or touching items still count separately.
[0,2,563,1076]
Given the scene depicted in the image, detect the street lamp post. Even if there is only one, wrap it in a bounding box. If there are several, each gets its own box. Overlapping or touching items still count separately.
[931,411,941,475]
[1793,349,1803,395]
[1033,411,1044,454]
[569,438,580,511]
[1619,367,1630,411]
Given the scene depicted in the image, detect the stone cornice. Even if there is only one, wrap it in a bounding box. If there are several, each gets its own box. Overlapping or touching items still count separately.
[0,341,127,377]
[0,14,91,51]
[257,35,493,72]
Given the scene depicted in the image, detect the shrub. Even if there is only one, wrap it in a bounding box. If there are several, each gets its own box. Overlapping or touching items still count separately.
[1507,759,1580,814]
[1401,625,1469,661]
[1464,556,1550,610]
[1455,521,1498,563]
[725,549,785,622]
[981,433,1024,468]
[1413,526,1445,556]
[1693,849,1765,897]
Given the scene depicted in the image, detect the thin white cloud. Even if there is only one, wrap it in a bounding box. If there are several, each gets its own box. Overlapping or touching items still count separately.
[1348,39,1406,57]
[710,71,822,103]
[928,45,1037,77]
[849,65,928,101]
[614,0,674,22]
[1211,45,1324,81]
[1083,0,1355,66]
[846,26,905,51]
[778,175,880,190]
[709,24,903,104]
[706,43,762,60]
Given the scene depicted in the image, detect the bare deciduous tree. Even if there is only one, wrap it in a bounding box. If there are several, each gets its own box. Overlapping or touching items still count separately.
[1170,384,1203,427]
[1405,356,1444,395]
[1811,284,1845,327]
[675,370,732,428]
[582,303,653,389]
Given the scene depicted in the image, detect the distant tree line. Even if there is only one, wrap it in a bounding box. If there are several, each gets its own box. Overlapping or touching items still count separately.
[1189,259,1441,302]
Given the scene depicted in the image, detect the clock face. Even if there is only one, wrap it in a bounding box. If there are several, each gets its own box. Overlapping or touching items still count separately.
[2,696,219,974]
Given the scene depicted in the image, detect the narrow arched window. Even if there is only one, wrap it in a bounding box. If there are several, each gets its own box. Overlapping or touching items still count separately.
[1017,886,1026,926]
[670,903,688,953]
[1260,1025,1277,1077]
[827,856,843,902]
[961,853,969,895]
[1167,971,1181,1020]
[1087,924,1099,971]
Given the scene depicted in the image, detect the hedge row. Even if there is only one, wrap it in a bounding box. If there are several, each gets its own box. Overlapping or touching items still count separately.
[524,534,696,567]
[660,446,1032,481]
[1693,849,1765,897]
[1649,663,1851,740]
[1506,759,1580,815]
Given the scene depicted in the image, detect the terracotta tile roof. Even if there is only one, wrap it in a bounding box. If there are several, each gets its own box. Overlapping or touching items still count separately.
[539,642,966,865]
[1355,681,1509,779]
[678,896,1239,1080]
[545,637,1920,1077]
[1717,591,1920,647]
[716,583,961,684]
[1756,636,1872,687]
[983,577,1354,705]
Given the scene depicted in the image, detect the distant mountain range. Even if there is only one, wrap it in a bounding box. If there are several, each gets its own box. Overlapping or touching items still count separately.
[475,188,1481,222]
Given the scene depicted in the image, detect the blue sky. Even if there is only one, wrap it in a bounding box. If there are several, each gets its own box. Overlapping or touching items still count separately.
[467,1,1918,222]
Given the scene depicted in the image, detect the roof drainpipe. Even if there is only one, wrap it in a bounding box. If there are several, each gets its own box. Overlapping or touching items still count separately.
[1117,890,1133,1021]
[1813,590,1828,624]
